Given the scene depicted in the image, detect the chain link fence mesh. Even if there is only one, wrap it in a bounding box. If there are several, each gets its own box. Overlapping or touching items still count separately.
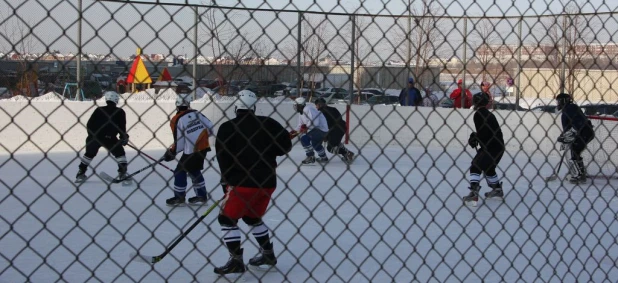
[1,0,618,282]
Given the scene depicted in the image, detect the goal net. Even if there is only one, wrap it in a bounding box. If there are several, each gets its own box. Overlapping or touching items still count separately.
[582,116,618,179]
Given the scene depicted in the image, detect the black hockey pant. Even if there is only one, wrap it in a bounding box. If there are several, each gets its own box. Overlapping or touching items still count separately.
[570,132,594,161]
[470,149,504,185]
[79,136,127,173]
[325,129,349,155]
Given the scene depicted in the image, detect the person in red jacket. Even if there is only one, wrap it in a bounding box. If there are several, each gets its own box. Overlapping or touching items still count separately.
[449,79,473,108]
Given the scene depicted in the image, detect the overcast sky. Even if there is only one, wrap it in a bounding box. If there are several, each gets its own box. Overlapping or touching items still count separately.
[1,0,617,60]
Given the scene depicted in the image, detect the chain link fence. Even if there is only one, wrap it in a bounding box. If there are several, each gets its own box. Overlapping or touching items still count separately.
[1,0,618,282]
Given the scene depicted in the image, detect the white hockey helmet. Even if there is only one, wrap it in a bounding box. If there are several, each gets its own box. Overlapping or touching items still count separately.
[293,97,306,112]
[176,93,193,107]
[104,91,120,104]
[235,90,258,111]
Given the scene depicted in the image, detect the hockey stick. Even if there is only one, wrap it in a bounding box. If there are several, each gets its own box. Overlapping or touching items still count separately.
[545,144,570,182]
[128,144,174,172]
[100,160,163,184]
[130,198,221,264]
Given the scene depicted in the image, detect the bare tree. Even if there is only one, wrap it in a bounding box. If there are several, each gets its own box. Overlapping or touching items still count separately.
[392,0,444,87]
[471,19,502,82]
[298,14,332,94]
[0,11,40,96]
[544,2,597,96]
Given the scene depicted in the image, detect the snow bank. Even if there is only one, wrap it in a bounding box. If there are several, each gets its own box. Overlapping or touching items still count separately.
[1,95,30,101]
[31,92,67,102]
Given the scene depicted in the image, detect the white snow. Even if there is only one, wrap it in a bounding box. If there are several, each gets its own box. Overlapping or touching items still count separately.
[30,92,67,102]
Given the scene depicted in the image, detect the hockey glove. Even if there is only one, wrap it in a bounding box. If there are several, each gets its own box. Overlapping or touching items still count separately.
[558,128,577,144]
[120,134,129,146]
[289,130,299,139]
[162,148,176,162]
[299,124,308,134]
[468,132,478,148]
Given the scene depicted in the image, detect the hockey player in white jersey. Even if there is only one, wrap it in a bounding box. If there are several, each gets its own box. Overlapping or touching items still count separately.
[290,97,329,165]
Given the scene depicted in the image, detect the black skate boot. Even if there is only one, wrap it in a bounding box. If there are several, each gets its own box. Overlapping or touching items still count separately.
[569,160,588,184]
[301,156,315,165]
[188,196,207,206]
[342,151,355,164]
[75,166,87,183]
[484,182,504,199]
[248,243,277,271]
[214,249,245,276]
[463,182,480,206]
[166,195,186,207]
[316,156,328,163]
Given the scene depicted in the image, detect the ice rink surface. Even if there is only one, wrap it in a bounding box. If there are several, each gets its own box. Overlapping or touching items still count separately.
[1,145,617,282]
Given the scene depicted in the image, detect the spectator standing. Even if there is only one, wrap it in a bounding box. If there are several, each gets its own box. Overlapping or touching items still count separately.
[398,77,422,106]
[449,79,473,108]
[422,88,440,107]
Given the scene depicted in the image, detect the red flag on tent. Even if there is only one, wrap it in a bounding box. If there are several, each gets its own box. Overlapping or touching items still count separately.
[157,67,172,82]
[126,55,152,84]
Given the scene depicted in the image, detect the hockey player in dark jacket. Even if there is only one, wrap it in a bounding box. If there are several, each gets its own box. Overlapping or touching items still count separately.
[75,91,130,183]
[556,93,594,183]
[314,98,355,164]
[463,92,505,206]
[214,90,292,276]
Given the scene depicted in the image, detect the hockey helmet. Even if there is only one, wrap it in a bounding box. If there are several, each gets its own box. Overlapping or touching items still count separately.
[556,93,572,111]
[293,97,306,112]
[176,93,193,107]
[104,91,120,104]
[314,97,327,108]
[235,90,258,111]
[472,92,489,109]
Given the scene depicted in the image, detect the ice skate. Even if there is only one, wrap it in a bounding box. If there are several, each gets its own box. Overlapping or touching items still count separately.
[248,245,277,272]
[214,249,245,277]
[75,168,87,183]
[165,196,186,207]
[316,156,328,163]
[342,151,355,164]
[188,196,207,206]
[569,161,587,184]
[301,156,315,165]
[116,172,133,186]
[463,183,480,206]
[484,182,504,199]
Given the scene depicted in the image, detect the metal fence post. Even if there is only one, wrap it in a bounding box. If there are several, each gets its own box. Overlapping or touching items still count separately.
[349,15,356,104]
[462,17,467,108]
[560,14,567,94]
[193,6,198,100]
[76,0,82,101]
[516,17,523,107]
[297,12,302,95]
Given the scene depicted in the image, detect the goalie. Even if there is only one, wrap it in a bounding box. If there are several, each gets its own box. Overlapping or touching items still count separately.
[555,93,594,184]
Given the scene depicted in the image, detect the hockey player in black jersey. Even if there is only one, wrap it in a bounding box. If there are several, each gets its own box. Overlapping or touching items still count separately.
[463,92,505,206]
[555,93,594,184]
[75,91,130,184]
[314,98,355,164]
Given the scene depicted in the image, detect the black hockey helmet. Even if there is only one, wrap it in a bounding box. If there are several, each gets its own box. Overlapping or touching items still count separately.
[314,97,327,108]
[472,92,489,109]
[556,93,572,110]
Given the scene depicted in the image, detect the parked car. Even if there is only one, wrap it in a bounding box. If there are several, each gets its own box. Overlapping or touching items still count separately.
[311,89,348,104]
[530,105,558,113]
[492,102,527,111]
[361,88,386,96]
[345,91,377,104]
[244,81,285,97]
[90,74,112,89]
[315,87,348,96]
[212,85,240,96]
[364,94,400,106]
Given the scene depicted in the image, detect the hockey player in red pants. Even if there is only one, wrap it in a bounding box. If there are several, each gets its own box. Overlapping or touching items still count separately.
[214,90,292,276]
[463,92,505,206]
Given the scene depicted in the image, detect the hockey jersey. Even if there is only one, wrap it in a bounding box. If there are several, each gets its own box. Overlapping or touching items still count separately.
[296,104,329,132]
[170,109,215,155]
[473,107,504,152]
[86,102,127,139]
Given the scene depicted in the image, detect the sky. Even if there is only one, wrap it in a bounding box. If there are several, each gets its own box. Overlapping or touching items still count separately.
[1,0,617,60]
